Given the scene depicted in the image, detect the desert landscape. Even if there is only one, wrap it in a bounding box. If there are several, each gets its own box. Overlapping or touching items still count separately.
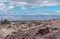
[0,19,60,39]
[0,0,60,39]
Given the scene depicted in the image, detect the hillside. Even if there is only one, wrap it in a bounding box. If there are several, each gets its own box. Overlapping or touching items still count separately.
[0,19,60,39]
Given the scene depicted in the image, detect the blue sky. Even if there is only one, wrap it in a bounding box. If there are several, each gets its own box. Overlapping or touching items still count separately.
[0,0,60,15]
[0,0,60,20]
[11,5,60,12]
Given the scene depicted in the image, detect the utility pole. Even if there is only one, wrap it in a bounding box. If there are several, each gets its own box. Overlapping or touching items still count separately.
[1,17,3,25]
[0,17,1,25]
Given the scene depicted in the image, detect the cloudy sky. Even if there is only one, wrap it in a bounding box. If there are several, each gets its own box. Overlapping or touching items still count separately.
[0,0,60,20]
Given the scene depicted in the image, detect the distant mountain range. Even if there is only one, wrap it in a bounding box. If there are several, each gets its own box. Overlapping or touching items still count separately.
[0,15,60,21]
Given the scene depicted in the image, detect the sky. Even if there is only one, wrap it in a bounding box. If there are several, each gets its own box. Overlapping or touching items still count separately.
[0,0,60,20]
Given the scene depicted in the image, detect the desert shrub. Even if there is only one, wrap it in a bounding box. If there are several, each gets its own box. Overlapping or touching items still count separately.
[1,19,10,24]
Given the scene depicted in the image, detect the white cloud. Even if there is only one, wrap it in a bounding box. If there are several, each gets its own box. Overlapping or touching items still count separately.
[55,13,60,14]
[0,3,6,11]
[42,2,59,6]
[43,1,59,6]
[8,5,14,9]
[0,3,4,5]
[19,2,27,5]
[21,7,27,10]
[0,0,60,16]
[55,11,60,12]
[31,0,60,8]
[40,13,51,15]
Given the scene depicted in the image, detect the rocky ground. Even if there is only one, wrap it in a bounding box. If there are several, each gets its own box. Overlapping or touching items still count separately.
[0,19,60,39]
[4,28,60,39]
